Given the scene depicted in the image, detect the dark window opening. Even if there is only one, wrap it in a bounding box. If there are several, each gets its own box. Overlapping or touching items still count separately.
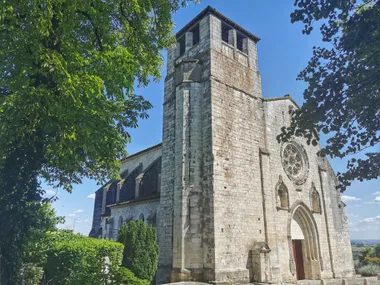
[222,22,232,44]
[190,24,200,46]
[178,36,185,56]
[237,33,247,53]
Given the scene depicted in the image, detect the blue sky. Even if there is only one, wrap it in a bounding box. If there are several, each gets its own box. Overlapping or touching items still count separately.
[42,0,380,239]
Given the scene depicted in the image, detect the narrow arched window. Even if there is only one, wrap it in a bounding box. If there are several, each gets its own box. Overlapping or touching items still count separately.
[139,213,144,222]
[278,184,289,208]
[118,216,123,228]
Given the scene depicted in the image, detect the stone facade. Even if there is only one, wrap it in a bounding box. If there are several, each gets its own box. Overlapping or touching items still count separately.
[90,6,355,285]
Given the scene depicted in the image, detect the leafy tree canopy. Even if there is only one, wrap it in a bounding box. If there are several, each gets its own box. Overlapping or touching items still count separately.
[278,0,380,191]
[0,0,196,191]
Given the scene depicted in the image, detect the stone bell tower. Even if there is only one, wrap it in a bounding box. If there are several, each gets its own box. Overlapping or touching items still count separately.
[157,6,263,284]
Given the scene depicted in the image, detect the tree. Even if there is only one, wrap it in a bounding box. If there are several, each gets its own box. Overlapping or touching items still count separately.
[0,1,196,283]
[16,203,63,285]
[278,0,380,191]
[0,146,46,284]
[119,220,159,282]
[22,203,65,265]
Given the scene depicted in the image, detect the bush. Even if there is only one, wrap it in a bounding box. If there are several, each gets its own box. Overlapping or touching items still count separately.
[360,247,376,263]
[114,267,150,285]
[42,230,124,285]
[119,220,159,282]
[359,264,380,277]
[365,257,380,265]
[18,263,43,285]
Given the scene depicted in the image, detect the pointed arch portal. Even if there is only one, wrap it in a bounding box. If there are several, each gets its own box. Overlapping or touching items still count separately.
[288,202,322,280]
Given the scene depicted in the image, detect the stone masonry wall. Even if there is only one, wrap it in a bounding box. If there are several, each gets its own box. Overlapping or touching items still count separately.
[209,14,265,283]
[119,146,162,175]
[263,97,355,282]
[108,199,160,239]
[157,14,214,284]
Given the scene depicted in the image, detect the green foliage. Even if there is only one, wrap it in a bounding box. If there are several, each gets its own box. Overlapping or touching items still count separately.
[278,0,380,191]
[361,247,376,263]
[23,203,65,265]
[117,221,128,244]
[0,0,197,191]
[0,0,196,282]
[19,263,44,285]
[364,257,380,266]
[375,243,380,258]
[0,144,44,283]
[354,244,380,273]
[42,230,124,285]
[119,220,159,282]
[358,264,380,277]
[114,267,150,285]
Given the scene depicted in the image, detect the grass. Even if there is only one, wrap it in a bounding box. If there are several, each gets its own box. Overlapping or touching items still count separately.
[358,264,380,277]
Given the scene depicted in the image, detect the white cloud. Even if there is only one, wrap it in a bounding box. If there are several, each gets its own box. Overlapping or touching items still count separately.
[363,217,375,223]
[360,216,380,223]
[87,194,96,199]
[341,195,361,202]
[67,209,84,218]
[375,196,380,202]
[43,189,56,196]
[372,191,380,195]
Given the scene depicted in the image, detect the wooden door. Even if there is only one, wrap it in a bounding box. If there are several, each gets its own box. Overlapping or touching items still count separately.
[292,240,305,280]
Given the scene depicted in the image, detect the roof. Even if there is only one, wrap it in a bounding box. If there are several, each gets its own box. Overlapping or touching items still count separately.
[263,94,300,109]
[94,143,162,192]
[176,6,261,43]
[120,143,162,163]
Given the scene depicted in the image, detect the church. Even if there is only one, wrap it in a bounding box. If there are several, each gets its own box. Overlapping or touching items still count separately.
[89,6,355,284]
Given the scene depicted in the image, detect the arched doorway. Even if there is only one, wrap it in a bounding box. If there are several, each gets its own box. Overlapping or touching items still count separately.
[288,202,321,280]
[291,218,305,280]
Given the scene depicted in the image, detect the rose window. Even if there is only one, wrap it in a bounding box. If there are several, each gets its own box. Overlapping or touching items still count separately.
[281,142,309,185]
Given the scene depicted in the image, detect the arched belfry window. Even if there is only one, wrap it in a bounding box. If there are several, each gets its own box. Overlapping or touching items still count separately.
[310,184,321,213]
[276,176,289,210]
